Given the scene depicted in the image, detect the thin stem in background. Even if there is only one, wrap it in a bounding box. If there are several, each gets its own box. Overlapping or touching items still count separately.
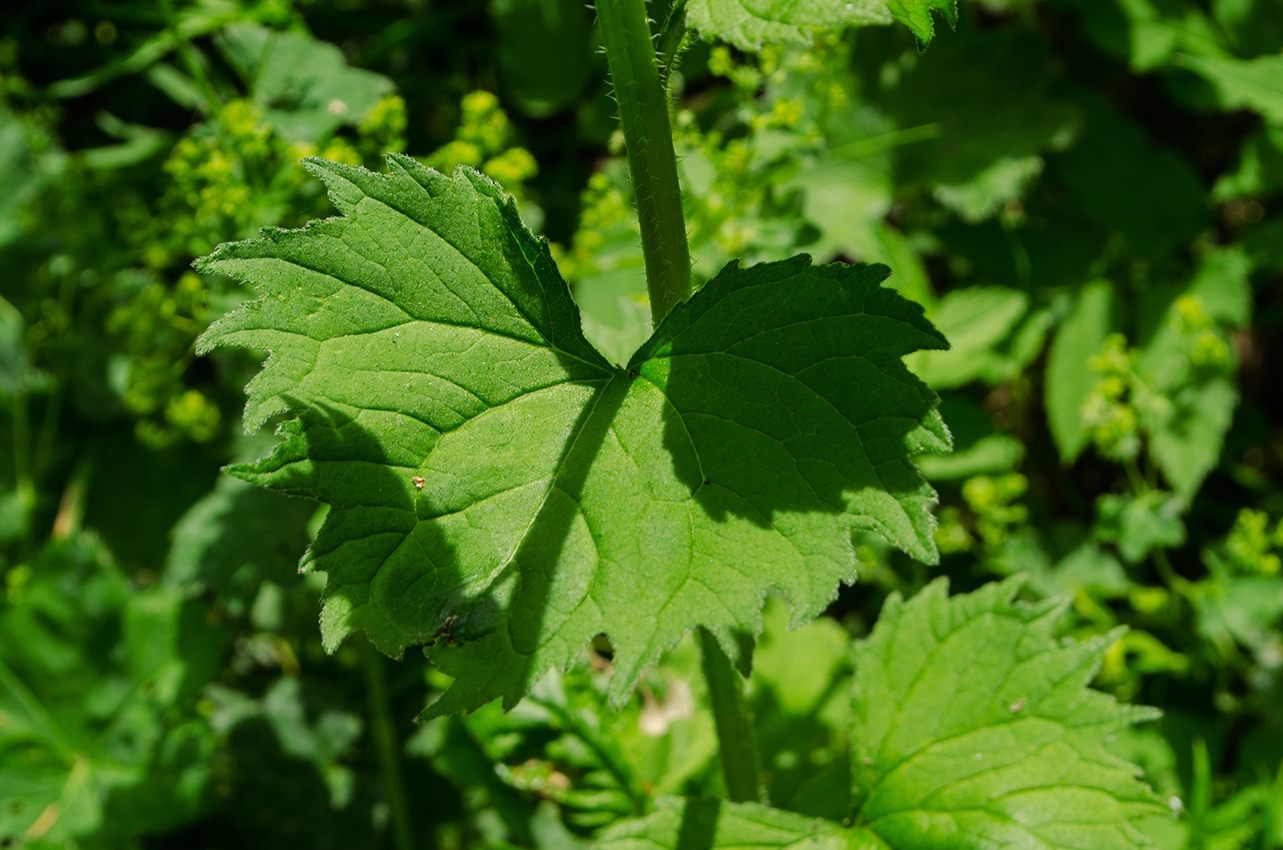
[1153,547,1197,610]
[11,388,31,550]
[158,0,222,116]
[698,627,763,803]
[831,122,942,159]
[362,641,417,850]
[0,295,33,555]
[596,0,692,324]
[1123,456,1149,496]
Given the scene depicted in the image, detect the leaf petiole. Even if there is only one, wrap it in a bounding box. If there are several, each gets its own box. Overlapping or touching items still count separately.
[362,641,416,850]
[698,627,763,803]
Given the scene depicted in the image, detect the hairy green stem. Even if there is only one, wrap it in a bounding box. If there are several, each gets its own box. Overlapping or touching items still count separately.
[596,0,692,324]
[362,643,416,850]
[698,627,763,803]
[597,0,756,801]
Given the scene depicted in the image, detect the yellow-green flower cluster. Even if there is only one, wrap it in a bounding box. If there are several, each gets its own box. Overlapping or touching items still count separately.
[679,40,843,267]
[152,94,391,267]
[357,94,408,154]
[424,91,537,189]
[161,100,277,230]
[164,135,254,226]
[107,272,206,352]
[220,98,272,160]
[1082,333,1141,461]
[1081,293,1238,464]
[1172,294,1232,367]
[962,473,1029,549]
[933,506,974,554]
[708,37,848,124]
[107,272,220,447]
[163,389,221,444]
[676,123,760,259]
[482,147,537,187]
[45,77,413,450]
[1129,585,1171,615]
[708,46,763,90]
[553,170,633,281]
[155,100,279,265]
[934,473,1031,554]
[1223,508,1283,576]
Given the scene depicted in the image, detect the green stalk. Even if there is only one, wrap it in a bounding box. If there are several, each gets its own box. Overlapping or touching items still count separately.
[362,643,416,850]
[596,0,692,324]
[596,0,757,801]
[698,627,763,803]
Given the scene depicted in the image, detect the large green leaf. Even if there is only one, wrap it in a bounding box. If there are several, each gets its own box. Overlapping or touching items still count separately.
[685,0,955,51]
[851,577,1164,849]
[197,154,949,716]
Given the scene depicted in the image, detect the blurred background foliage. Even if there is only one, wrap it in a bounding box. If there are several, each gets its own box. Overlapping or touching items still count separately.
[1,0,1282,846]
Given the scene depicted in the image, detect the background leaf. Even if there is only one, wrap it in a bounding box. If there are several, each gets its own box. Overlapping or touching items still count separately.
[851,577,1164,849]
[217,23,395,143]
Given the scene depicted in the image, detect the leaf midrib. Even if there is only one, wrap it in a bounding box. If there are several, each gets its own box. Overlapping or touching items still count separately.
[352,174,614,377]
